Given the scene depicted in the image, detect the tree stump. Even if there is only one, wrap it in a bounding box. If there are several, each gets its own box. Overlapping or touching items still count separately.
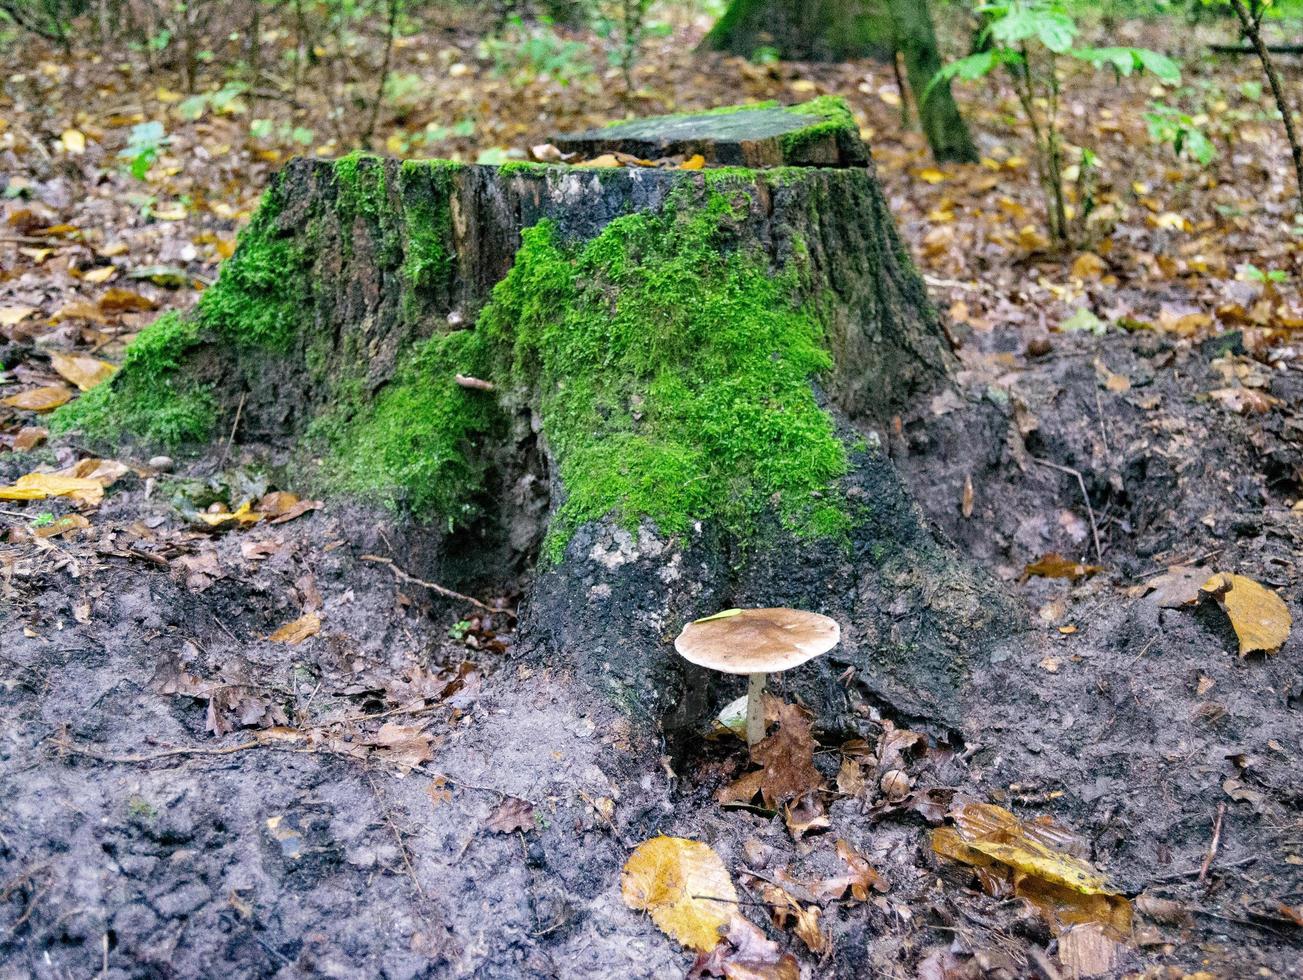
[54,98,1015,753]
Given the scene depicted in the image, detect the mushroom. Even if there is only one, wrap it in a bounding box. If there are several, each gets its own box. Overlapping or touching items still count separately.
[674,607,841,746]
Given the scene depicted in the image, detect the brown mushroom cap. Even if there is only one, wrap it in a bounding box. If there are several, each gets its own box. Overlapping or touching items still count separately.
[674,608,840,674]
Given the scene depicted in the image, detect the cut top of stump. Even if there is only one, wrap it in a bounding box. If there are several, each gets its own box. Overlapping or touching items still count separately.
[552,98,869,169]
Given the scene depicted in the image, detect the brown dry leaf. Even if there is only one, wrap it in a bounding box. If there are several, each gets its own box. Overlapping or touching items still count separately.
[426,775,453,808]
[782,793,829,839]
[703,914,800,980]
[49,352,117,391]
[365,722,435,772]
[255,491,300,515]
[2,385,72,412]
[1142,565,1212,608]
[756,883,827,955]
[932,802,1131,937]
[12,426,47,451]
[0,472,106,504]
[961,473,974,518]
[98,288,156,313]
[34,513,90,538]
[1200,572,1291,656]
[835,756,866,797]
[718,697,824,810]
[813,839,888,901]
[1207,387,1281,414]
[1071,252,1107,279]
[485,796,534,834]
[268,498,322,524]
[0,306,38,326]
[267,611,321,644]
[57,457,130,485]
[1022,553,1103,582]
[621,836,737,952]
[1057,922,1125,977]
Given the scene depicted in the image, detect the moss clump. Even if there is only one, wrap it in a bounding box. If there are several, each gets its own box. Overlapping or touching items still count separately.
[476,187,849,560]
[780,96,860,158]
[192,173,311,351]
[312,329,502,523]
[51,312,216,445]
[398,160,460,320]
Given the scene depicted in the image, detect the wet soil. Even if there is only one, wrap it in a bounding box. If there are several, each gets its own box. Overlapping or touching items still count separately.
[1,326,1300,978]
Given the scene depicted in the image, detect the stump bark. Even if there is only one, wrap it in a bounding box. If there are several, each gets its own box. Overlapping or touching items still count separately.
[55,99,1016,749]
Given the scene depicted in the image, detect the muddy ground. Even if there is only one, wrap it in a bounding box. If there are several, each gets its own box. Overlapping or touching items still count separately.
[1,317,1300,977]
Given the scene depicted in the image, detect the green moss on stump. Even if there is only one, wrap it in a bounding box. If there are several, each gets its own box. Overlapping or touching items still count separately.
[51,312,217,445]
[476,188,849,560]
[58,162,854,558]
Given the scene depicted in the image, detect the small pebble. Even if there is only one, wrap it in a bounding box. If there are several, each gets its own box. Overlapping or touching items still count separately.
[148,455,174,473]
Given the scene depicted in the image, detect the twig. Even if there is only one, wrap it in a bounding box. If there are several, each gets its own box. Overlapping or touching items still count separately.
[1199,802,1227,884]
[1031,457,1103,563]
[365,769,429,905]
[361,0,400,145]
[360,554,513,615]
[218,391,246,469]
[1228,0,1303,209]
[454,374,495,392]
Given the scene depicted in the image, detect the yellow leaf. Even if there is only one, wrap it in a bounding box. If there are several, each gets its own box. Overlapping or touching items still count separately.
[918,167,949,184]
[82,266,117,284]
[0,473,105,505]
[0,306,38,326]
[61,129,86,154]
[621,836,736,952]
[268,611,322,644]
[198,500,263,528]
[99,242,129,258]
[49,352,117,392]
[1,385,72,412]
[1071,253,1107,279]
[1200,572,1291,656]
[679,154,705,170]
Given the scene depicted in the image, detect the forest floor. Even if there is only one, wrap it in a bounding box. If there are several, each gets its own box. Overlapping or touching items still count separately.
[1,11,1301,979]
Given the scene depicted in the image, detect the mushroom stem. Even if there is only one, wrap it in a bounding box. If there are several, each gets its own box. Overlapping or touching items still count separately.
[745,672,767,746]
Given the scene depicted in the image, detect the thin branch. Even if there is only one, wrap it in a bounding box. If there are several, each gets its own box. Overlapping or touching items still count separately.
[362,0,400,146]
[360,554,514,615]
[1228,0,1303,209]
[1031,457,1103,564]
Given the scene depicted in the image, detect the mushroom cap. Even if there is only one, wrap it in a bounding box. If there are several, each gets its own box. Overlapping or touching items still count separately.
[674,607,840,675]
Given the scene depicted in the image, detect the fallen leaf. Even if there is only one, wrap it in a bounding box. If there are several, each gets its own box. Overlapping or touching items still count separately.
[680,153,705,170]
[485,796,534,833]
[719,697,824,810]
[1200,572,1291,656]
[756,882,827,954]
[621,836,737,952]
[61,128,86,154]
[0,472,106,504]
[1058,922,1125,977]
[426,775,452,807]
[812,839,888,901]
[695,914,799,980]
[932,801,1131,936]
[1023,553,1103,583]
[82,265,117,284]
[0,306,38,326]
[1142,565,1212,608]
[1207,387,1280,414]
[782,793,829,839]
[198,500,264,528]
[12,426,47,451]
[49,352,117,391]
[1,385,72,412]
[98,288,156,313]
[268,611,321,644]
[34,513,90,538]
[365,722,435,772]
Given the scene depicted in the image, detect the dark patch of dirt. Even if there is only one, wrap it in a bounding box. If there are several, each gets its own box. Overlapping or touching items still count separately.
[2,325,1301,978]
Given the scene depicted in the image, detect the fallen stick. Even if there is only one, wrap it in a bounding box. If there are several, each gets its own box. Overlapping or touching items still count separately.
[360,553,513,615]
[454,374,495,391]
[1031,457,1103,564]
[1199,802,1227,884]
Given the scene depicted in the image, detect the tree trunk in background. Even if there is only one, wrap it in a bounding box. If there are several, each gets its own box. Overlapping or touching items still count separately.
[704,0,979,163]
[889,0,979,162]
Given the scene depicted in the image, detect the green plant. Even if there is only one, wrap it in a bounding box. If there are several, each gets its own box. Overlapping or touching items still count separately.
[1236,262,1289,283]
[120,121,168,180]
[176,80,248,122]
[932,1,1180,246]
[477,15,594,86]
[1146,102,1215,164]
